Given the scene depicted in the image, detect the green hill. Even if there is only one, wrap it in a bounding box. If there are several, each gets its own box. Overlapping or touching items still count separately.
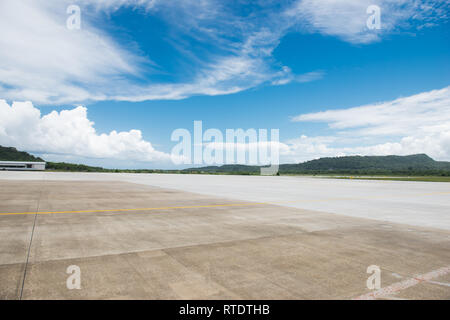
[280,154,450,175]
[0,146,44,162]
[2,145,449,176]
[186,154,450,176]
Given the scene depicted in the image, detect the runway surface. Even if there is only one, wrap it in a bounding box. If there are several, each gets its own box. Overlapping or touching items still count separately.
[0,172,449,299]
[1,171,449,230]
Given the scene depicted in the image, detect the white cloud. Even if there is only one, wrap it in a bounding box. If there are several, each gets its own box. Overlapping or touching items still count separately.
[288,0,449,43]
[0,0,151,104]
[3,87,449,167]
[272,69,325,86]
[0,99,171,162]
[0,0,447,104]
[0,0,318,104]
[293,86,450,136]
[288,86,450,161]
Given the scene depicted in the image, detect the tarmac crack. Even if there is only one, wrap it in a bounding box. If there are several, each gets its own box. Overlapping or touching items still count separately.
[19,177,45,300]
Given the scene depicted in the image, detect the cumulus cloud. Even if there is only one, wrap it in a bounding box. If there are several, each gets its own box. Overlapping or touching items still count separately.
[0,100,170,162]
[3,86,449,166]
[288,86,450,161]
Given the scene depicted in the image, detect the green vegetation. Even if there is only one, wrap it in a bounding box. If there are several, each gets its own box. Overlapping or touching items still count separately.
[279,154,450,176]
[0,146,44,162]
[185,154,450,176]
[182,165,260,175]
[46,162,112,172]
[46,162,183,173]
[2,145,450,178]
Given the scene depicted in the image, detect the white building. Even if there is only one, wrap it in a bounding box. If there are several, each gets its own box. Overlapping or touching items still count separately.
[0,161,46,171]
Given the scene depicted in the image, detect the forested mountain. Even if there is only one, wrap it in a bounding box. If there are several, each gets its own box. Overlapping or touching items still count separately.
[280,154,450,175]
[185,154,450,175]
[0,146,44,162]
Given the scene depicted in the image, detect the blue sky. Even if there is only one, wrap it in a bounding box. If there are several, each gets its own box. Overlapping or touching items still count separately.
[0,0,449,168]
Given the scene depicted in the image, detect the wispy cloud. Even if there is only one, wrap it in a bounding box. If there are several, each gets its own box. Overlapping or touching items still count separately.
[0,0,448,104]
[288,86,450,161]
[287,0,449,43]
[0,0,147,104]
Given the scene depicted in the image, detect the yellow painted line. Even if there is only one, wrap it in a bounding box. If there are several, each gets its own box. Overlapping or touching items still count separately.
[1,190,448,217]
[0,202,268,216]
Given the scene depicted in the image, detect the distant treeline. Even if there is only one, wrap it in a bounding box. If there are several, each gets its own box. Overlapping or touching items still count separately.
[184,154,450,176]
[2,145,450,176]
[46,162,182,174]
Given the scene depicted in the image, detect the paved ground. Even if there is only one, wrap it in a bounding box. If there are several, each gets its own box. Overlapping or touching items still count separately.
[1,171,449,230]
[0,173,449,299]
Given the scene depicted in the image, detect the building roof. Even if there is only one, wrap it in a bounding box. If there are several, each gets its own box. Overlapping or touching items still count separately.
[0,161,46,164]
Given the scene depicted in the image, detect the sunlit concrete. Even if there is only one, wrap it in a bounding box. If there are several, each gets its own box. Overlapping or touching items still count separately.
[0,178,449,300]
[1,171,449,230]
